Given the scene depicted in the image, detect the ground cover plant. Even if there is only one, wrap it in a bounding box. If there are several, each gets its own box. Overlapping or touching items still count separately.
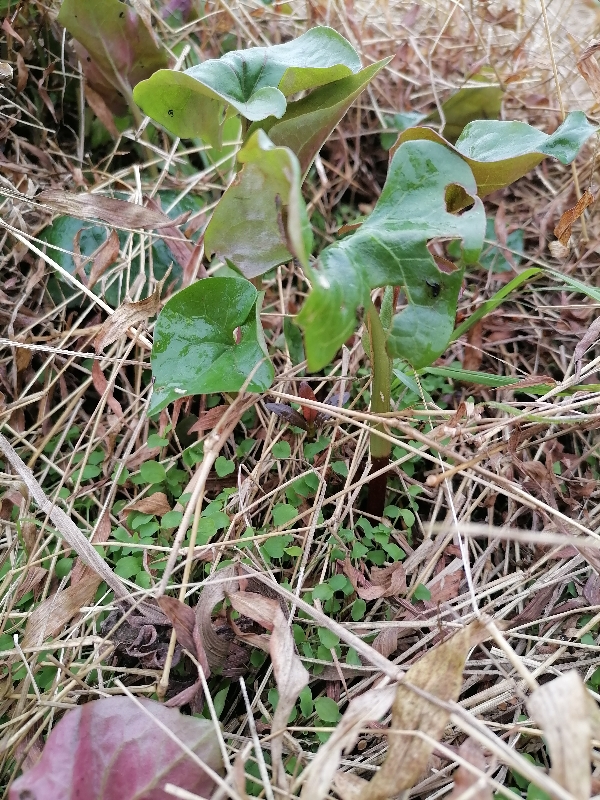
[4,1,600,799]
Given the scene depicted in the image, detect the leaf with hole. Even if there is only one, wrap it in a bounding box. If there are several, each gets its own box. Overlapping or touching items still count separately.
[150,277,274,414]
[297,140,486,370]
[204,130,312,278]
[133,27,363,148]
[395,112,597,203]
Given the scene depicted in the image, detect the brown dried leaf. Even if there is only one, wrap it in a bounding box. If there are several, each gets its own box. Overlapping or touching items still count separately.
[426,558,463,604]
[95,284,162,353]
[195,566,238,670]
[15,567,48,603]
[573,315,600,379]
[37,190,173,229]
[71,510,112,586]
[84,84,120,138]
[125,492,171,517]
[358,620,489,800]
[333,773,369,800]
[88,229,120,289]
[228,591,309,791]
[188,405,229,434]
[300,685,396,800]
[158,595,210,677]
[447,739,491,800]
[578,41,600,102]
[92,358,123,418]
[553,189,594,246]
[527,671,591,800]
[23,574,101,649]
[371,628,399,659]
[299,381,319,425]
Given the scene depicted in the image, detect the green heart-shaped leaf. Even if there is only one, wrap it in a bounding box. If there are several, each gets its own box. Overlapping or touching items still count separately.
[255,59,390,176]
[395,111,598,201]
[204,130,311,278]
[297,140,486,371]
[150,278,273,414]
[133,27,362,148]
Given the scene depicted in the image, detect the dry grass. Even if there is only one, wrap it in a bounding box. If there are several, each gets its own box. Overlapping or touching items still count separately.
[3,0,600,797]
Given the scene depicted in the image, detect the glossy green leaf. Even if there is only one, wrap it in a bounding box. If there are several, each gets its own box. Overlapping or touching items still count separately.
[255,59,390,176]
[150,277,274,413]
[298,140,485,371]
[133,27,362,148]
[204,130,312,278]
[58,0,168,112]
[395,111,598,201]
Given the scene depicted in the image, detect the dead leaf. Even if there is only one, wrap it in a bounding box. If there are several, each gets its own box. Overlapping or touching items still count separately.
[92,358,123,418]
[16,54,27,93]
[343,558,406,601]
[333,772,369,800]
[195,565,239,670]
[0,61,13,81]
[37,190,174,229]
[300,685,396,800]
[578,41,600,103]
[228,591,309,791]
[573,315,600,379]
[2,18,25,45]
[447,738,491,800]
[15,567,48,603]
[358,620,489,800]
[23,574,101,650]
[84,84,120,138]
[125,492,171,517]
[71,510,112,586]
[527,671,591,800]
[188,405,229,434]
[95,283,163,354]
[88,229,120,289]
[554,189,594,246]
[372,628,399,659]
[426,558,463,604]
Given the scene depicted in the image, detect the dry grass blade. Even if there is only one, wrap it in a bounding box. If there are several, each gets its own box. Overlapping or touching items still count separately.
[299,684,397,800]
[527,671,592,800]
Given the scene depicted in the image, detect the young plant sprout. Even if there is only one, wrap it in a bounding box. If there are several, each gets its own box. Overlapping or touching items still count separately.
[135,27,597,516]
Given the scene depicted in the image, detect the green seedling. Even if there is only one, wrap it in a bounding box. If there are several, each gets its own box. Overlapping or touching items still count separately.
[136,27,597,516]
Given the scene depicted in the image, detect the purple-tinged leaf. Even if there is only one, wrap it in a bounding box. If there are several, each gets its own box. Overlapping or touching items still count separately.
[264,403,308,431]
[9,696,223,800]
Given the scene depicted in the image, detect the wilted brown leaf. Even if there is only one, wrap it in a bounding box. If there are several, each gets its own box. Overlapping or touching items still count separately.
[94,282,164,353]
[553,189,594,246]
[527,671,591,800]
[195,565,239,670]
[92,359,123,418]
[300,685,396,800]
[37,190,173,229]
[358,620,489,800]
[188,406,229,434]
[343,558,406,600]
[371,628,399,659]
[15,566,48,603]
[87,229,120,289]
[573,315,600,379]
[578,41,600,102]
[84,84,120,138]
[125,492,171,517]
[71,510,112,587]
[23,574,101,649]
[447,739,491,800]
[228,590,309,791]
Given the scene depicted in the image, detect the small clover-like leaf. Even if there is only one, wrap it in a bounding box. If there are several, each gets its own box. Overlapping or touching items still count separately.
[150,277,273,413]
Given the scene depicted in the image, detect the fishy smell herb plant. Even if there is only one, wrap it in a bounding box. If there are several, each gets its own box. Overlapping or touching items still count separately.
[134,27,597,514]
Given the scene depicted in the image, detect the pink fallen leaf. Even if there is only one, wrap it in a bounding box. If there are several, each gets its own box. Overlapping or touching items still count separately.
[9,696,223,800]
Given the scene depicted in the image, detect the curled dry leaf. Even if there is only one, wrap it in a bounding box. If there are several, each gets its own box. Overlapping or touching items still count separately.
[578,40,600,103]
[37,190,173,230]
[9,696,223,800]
[573,315,600,380]
[358,619,489,800]
[14,566,48,604]
[300,684,397,800]
[87,229,120,289]
[188,405,229,434]
[553,189,594,246]
[92,358,123,418]
[343,558,406,601]
[195,565,239,670]
[527,671,592,800]
[447,738,491,800]
[125,492,171,517]
[94,281,164,353]
[228,590,309,792]
[22,573,102,650]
